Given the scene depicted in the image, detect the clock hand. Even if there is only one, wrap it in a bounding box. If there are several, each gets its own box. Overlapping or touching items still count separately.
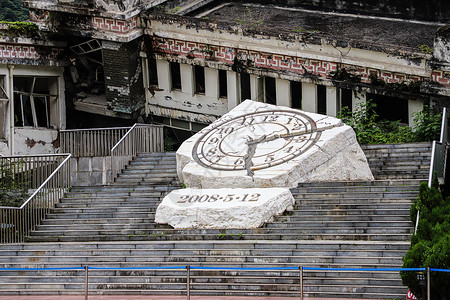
[244,128,324,175]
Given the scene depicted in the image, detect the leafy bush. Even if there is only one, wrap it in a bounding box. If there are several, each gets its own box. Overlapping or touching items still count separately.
[401,183,450,300]
[0,158,29,207]
[337,100,442,145]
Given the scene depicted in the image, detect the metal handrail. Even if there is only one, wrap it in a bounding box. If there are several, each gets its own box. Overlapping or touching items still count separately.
[0,153,71,243]
[110,124,164,182]
[61,126,131,132]
[18,154,72,210]
[60,126,132,157]
[0,264,441,300]
[414,108,448,234]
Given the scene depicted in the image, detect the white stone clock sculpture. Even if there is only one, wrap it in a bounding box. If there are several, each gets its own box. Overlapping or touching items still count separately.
[155,100,374,229]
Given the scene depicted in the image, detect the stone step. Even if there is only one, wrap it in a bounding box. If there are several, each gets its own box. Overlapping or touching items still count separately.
[293,191,417,199]
[265,220,411,228]
[293,185,418,193]
[293,198,412,204]
[26,232,411,242]
[28,225,412,237]
[0,253,403,265]
[293,205,411,211]
[118,170,178,177]
[40,218,156,225]
[55,201,161,208]
[275,215,411,221]
[289,208,409,215]
[2,240,410,251]
[44,212,155,219]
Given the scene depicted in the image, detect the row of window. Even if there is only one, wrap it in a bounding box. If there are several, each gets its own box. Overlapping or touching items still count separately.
[148,59,356,114]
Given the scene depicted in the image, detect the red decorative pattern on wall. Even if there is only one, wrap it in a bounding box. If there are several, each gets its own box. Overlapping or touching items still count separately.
[153,37,450,87]
[0,44,39,59]
[0,44,62,61]
[431,70,450,86]
[92,16,138,34]
[30,10,49,23]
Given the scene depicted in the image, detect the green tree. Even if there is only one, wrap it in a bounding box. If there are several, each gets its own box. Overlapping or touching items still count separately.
[401,183,450,300]
[0,0,29,22]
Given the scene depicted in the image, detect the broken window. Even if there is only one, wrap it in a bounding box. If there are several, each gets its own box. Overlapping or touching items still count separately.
[339,88,352,112]
[194,65,205,94]
[317,85,326,115]
[264,77,276,105]
[240,73,250,102]
[369,93,409,125]
[290,81,302,109]
[170,62,181,90]
[13,76,58,129]
[0,76,7,100]
[69,39,104,94]
[219,70,227,98]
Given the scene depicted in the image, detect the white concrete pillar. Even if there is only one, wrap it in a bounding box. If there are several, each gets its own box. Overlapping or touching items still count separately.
[302,82,317,113]
[205,67,218,99]
[352,91,366,112]
[276,78,290,108]
[326,86,338,117]
[180,63,194,96]
[156,59,170,91]
[227,71,239,111]
[408,100,424,127]
[250,75,259,101]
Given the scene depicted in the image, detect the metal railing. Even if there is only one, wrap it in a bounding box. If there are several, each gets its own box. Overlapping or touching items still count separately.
[0,264,445,300]
[414,108,448,234]
[428,107,448,188]
[60,127,132,157]
[0,154,71,243]
[111,124,164,181]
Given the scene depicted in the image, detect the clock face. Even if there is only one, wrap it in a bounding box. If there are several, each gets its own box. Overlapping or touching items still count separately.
[192,110,321,173]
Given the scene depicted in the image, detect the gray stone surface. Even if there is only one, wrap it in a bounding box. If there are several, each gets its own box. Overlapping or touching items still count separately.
[177,100,374,188]
[155,188,295,229]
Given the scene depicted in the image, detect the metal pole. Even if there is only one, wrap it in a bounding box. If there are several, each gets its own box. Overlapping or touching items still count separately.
[299,266,303,300]
[85,266,89,300]
[427,267,430,300]
[186,265,191,300]
[7,65,14,156]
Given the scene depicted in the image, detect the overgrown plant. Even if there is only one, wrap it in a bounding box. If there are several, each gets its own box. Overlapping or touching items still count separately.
[0,158,29,207]
[236,7,264,28]
[337,100,442,145]
[401,181,450,300]
[0,21,40,37]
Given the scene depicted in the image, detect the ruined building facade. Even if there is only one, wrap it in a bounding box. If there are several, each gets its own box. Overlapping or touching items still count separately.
[1,0,450,154]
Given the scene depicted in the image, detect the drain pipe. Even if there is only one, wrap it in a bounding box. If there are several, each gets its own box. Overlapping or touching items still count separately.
[7,65,14,155]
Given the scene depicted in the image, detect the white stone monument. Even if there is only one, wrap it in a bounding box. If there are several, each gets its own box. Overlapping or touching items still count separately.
[177,100,374,188]
[155,188,295,229]
[156,100,373,229]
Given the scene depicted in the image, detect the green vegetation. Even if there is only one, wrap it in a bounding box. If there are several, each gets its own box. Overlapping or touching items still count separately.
[0,159,29,207]
[337,100,442,144]
[0,0,29,22]
[419,44,433,55]
[401,181,450,300]
[236,7,264,28]
[0,21,39,36]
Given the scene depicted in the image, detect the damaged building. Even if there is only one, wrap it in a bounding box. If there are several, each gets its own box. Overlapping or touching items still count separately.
[1,0,450,154]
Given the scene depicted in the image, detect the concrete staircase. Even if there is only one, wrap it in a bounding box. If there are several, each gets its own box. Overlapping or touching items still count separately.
[0,143,432,298]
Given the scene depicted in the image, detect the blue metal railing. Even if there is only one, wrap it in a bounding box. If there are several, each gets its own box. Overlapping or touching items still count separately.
[0,265,447,300]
